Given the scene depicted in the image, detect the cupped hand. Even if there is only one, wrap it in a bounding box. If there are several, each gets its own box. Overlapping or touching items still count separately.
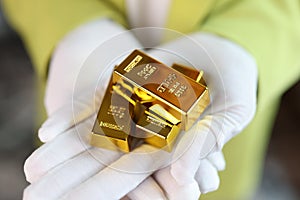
[24,89,224,199]
[147,32,257,185]
[23,29,256,199]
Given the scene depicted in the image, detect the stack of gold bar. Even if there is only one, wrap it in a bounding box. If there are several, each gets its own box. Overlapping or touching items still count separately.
[91,50,210,152]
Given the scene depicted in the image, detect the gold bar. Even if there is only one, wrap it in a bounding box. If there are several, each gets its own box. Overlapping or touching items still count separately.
[113,50,210,130]
[91,76,142,152]
[136,106,181,151]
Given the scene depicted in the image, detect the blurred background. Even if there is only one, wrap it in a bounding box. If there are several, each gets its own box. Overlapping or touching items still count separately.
[0,5,299,200]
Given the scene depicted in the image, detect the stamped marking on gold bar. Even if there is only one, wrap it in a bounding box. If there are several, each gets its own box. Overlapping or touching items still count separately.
[124,55,143,72]
[99,121,124,131]
[146,115,166,128]
[137,63,157,80]
[107,105,126,119]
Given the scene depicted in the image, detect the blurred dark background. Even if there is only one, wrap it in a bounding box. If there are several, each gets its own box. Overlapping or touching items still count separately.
[0,6,299,200]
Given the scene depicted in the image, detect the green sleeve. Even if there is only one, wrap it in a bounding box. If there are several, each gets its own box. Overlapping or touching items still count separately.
[1,0,126,78]
[201,0,300,106]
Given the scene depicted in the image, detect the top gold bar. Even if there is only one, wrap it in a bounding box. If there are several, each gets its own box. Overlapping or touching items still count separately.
[113,50,209,130]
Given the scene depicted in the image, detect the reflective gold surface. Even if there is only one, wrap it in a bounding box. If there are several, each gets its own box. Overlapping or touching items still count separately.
[91,50,210,152]
[137,109,180,152]
[91,76,141,152]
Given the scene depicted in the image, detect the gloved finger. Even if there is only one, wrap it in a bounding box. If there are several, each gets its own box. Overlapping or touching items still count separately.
[39,81,109,143]
[62,144,171,200]
[170,117,217,185]
[24,116,94,183]
[23,148,122,200]
[38,99,94,143]
[206,151,225,171]
[171,111,242,185]
[195,159,220,194]
[154,167,201,200]
[127,176,167,200]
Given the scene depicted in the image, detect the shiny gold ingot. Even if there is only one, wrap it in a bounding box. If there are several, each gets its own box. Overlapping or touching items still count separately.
[113,50,210,131]
[91,76,143,152]
[136,105,181,151]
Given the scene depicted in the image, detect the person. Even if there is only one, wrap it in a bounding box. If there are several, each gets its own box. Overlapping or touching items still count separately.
[2,0,300,199]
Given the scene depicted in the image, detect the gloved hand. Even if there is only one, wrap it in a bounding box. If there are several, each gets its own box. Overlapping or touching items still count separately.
[24,85,225,200]
[146,32,257,185]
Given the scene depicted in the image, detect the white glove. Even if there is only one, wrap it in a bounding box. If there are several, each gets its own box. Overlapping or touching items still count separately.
[146,32,257,185]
